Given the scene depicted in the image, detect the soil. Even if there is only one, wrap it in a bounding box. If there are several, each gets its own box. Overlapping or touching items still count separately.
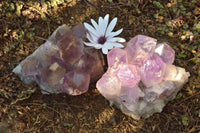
[0,0,200,132]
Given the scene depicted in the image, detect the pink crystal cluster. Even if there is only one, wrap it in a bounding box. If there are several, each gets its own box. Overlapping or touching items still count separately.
[13,24,105,95]
[97,35,190,119]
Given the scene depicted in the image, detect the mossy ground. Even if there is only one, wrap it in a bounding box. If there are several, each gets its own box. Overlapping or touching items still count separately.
[0,0,200,132]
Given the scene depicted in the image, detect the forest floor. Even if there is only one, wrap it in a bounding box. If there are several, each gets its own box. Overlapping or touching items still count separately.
[0,0,200,132]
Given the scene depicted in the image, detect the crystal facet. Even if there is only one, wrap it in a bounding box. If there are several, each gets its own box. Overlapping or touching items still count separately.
[107,48,127,68]
[140,53,166,87]
[116,64,140,88]
[62,69,90,95]
[125,35,157,66]
[155,42,175,64]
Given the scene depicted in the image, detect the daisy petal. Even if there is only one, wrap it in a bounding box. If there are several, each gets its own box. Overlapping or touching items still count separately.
[98,16,103,25]
[84,23,100,36]
[107,28,123,39]
[84,42,102,49]
[104,42,114,50]
[100,14,109,35]
[98,17,104,35]
[94,44,103,49]
[91,19,100,32]
[105,17,117,35]
[113,43,124,48]
[102,47,108,54]
[83,42,95,47]
[107,37,126,42]
[107,42,124,48]
[86,33,97,43]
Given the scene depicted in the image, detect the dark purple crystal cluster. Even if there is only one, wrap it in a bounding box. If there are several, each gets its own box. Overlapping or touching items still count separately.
[96,35,190,119]
[13,24,105,95]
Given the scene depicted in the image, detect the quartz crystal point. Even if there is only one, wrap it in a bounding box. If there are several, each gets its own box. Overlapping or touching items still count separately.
[62,69,90,95]
[107,48,127,68]
[155,42,175,64]
[96,35,190,119]
[125,35,157,66]
[13,24,105,95]
[140,53,166,87]
[116,64,140,88]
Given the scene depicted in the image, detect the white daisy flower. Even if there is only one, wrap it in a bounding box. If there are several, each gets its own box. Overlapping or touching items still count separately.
[83,14,126,54]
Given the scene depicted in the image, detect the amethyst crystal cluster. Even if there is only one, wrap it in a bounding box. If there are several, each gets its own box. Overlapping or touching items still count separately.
[13,24,105,95]
[96,35,190,119]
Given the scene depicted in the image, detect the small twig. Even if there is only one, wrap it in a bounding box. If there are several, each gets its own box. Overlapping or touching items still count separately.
[188,125,200,133]
[47,22,51,36]
[21,102,61,116]
[175,91,200,106]
[10,94,32,105]
[83,0,99,9]
[35,36,47,41]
